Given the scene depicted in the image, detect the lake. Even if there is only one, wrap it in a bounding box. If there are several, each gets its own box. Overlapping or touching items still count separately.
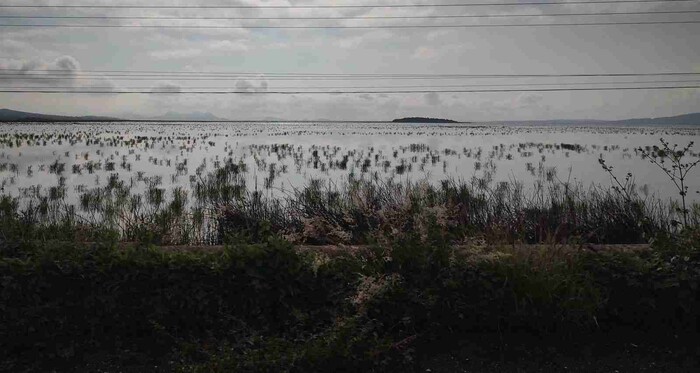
[1,122,699,205]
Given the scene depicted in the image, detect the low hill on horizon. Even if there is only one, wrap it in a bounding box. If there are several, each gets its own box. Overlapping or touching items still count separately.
[609,112,700,126]
[392,117,461,123]
[488,112,700,126]
[0,108,118,122]
[0,109,229,122]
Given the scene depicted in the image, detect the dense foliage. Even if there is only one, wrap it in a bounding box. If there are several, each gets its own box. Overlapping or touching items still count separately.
[1,172,691,247]
[1,139,698,371]
[1,226,698,372]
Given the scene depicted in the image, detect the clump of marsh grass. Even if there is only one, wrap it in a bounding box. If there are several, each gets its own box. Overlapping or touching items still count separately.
[638,139,699,227]
[601,139,699,229]
[0,145,696,246]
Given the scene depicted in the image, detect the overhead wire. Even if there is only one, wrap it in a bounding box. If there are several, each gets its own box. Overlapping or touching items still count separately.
[2,72,700,82]
[2,2,697,94]
[3,1,696,29]
[2,20,699,28]
[0,1,695,8]
[2,70,700,78]
[4,79,700,90]
[2,86,699,94]
[1,10,697,20]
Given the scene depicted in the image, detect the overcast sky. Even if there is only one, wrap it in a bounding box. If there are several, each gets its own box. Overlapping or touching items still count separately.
[1,0,699,121]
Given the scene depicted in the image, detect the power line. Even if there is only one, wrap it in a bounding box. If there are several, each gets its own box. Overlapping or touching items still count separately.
[7,77,656,82]
[2,72,699,80]
[4,79,700,90]
[2,20,699,28]
[2,10,697,20]
[1,86,698,94]
[0,1,694,8]
[11,77,671,81]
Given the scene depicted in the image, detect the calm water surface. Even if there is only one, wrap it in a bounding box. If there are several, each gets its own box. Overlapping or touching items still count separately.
[1,121,698,204]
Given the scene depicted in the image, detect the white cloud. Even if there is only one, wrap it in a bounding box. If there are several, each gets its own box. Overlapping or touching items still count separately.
[337,31,393,49]
[207,40,249,53]
[149,48,203,60]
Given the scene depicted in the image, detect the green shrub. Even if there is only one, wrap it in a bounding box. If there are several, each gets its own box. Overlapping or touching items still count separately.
[0,239,350,370]
[582,231,700,333]
[1,231,698,372]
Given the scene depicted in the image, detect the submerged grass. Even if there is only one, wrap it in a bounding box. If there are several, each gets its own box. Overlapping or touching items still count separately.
[1,139,699,371]
[0,162,693,246]
[2,138,698,246]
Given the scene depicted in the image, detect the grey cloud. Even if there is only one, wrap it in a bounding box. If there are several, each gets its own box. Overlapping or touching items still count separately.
[151,83,182,94]
[0,39,36,57]
[517,94,544,107]
[0,55,82,86]
[19,60,43,72]
[235,77,268,93]
[85,78,118,92]
[52,56,80,72]
[235,80,254,92]
[0,0,699,120]
[424,92,441,106]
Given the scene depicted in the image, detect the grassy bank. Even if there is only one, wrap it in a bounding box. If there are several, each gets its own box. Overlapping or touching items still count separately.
[1,226,698,372]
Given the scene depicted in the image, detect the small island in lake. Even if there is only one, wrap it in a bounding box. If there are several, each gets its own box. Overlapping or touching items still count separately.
[392,117,462,123]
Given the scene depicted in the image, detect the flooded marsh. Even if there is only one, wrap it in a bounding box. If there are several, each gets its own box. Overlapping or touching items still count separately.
[1,121,698,201]
[0,121,698,245]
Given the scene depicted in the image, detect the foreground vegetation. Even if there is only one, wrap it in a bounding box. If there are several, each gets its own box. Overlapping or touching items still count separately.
[1,139,698,371]
[1,156,697,247]
[1,227,699,372]
[1,124,698,247]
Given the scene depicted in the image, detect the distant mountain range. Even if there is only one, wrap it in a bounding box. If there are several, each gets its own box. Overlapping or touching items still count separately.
[1,108,699,126]
[0,109,228,122]
[607,112,700,126]
[0,108,118,122]
[488,112,700,126]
